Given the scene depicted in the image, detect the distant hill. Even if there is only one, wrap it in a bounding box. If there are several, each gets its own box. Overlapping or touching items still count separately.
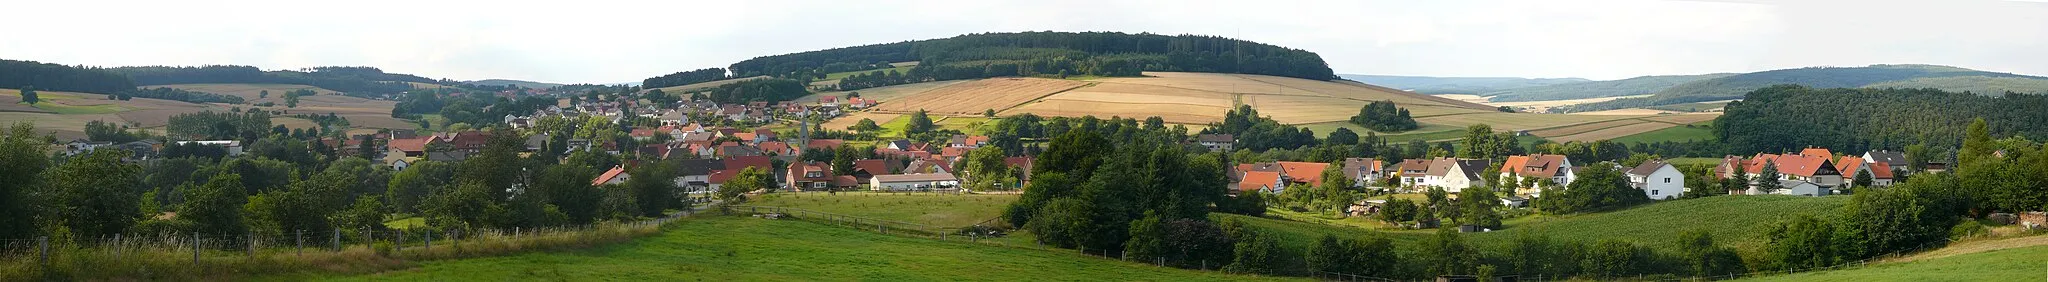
[465,79,562,89]
[1565,64,2048,112]
[1338,74,1589,94]
[1484,73,1733,102]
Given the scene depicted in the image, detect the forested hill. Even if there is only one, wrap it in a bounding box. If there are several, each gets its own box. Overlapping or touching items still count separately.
[713,31,1336,82]
[1338,74,1589,94]
[1483,73,1733,102]
[0,59,135,94]
[1567,64,2048,112]
[1714,85,2048,154]
[109,65,444,95]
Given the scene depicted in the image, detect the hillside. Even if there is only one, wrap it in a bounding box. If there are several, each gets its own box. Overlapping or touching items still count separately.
[307,216,1290,281]
[1569,64,2048,111]
[1740,244,2048,281]
[463,79,562,89]
[1339,74,1589,95]
[1483,73,1733,102]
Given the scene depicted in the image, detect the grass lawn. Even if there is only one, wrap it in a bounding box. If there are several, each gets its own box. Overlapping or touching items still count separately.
[1739,244,2048,281]
[383,216,425,230]
[1608,123,1714,144]
[1459,195,1849,252]
[934,116,994,135]
[302,216,1291,281]
[746,192,1018,227]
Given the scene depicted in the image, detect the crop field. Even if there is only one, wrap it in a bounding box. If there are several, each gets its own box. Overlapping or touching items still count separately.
[799,80,967,106]
[1741,244,2048,282]
[822,111,898,131]
[1007,100,1229,124]
[1527,119,1645,138]
[934,116,995,135]
[1418,112,1641,132]
[304,216,1283,281]
[1459,196,1849,252]
[0,88,235,138]
[746,192,1018,227]
[1540,120,1684,143]
[874,78,1089,115]
[1641,113,1721,124]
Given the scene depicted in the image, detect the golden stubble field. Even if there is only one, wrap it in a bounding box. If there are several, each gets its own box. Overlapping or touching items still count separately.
[873,78,1089,116]
[0,85,420,140]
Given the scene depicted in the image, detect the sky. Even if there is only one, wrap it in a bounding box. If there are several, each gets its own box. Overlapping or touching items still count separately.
[3,0,2045,83]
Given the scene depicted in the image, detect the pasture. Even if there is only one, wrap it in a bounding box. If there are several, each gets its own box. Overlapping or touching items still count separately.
[303,216,1284,281]
[1741,244,2048,282]
[643,76,770,94]
[874,78,1089,116]
[798,79,967,106]
[746,192,1017,227]
[1608,122,1716,144]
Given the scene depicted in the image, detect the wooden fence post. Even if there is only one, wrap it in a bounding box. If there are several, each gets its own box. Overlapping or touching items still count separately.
[246,232,254,257]
[191,233,200,265]
[333,229,341,252]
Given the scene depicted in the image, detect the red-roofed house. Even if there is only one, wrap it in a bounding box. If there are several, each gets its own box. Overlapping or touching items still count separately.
[1238,171,1283,194]
[757,141,796,156]
[786,161,835,191]
[592,165,629,186]
[806,139,846,151]
[1500,154,1576,189]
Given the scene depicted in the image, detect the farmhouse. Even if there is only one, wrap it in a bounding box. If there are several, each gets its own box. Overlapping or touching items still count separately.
[1500,154,1576,194]
[592,165,629,186]
[1862,150,1910,174]
[870,173,960,191]
[1836,156,1895,188]
[785,162,835,191]
[1626,160,1683,200]
[1342,158,1385,188]
[1237,171,1283,194]
[1197,134,1234,151]
[1397,159,1433,188]
[175,140,245,156]
[1424,158,1490,192]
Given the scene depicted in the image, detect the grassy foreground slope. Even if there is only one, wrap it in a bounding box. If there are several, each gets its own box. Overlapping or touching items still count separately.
[1740,244,2048,282]
[1466,195,1848,251]
[746,193,1017,227]
[306,216,1293,281]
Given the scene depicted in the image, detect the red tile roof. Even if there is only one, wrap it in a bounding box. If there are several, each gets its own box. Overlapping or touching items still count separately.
[1276,162,1329,184]
[1799,148,1833,158]
[1239,171,1281,193]
[854,159,891,175]
[592,166,627,186]
[807,139,845,150]
[389,137,427,153]
[1869,162,1894,179]
[1501,154,1570,178]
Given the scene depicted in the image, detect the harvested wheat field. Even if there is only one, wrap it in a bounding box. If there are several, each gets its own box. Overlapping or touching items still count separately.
[800,80,968,105]
[0,112,122,140]
[1542,120,1689,143]
[875,78,1088,115]
[1008,100,1228,124]
[1419,112,1646,132]
[823,111,900,131]
[1527,119,1649,138]
[1569,108,1681,116]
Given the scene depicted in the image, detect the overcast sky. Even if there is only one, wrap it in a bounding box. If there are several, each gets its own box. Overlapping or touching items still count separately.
[5,0,2045,83]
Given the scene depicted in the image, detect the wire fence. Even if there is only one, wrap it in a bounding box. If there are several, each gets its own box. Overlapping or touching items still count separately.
[0,210,689,279]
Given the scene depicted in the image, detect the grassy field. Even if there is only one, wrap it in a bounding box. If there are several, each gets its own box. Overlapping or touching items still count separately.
[1459,195,1849,252]
[876,78,1090,116]
[746,192,1018,227]
[1608,123,1716,144]
[1740,244,2048,281]
[304,216,1290,281]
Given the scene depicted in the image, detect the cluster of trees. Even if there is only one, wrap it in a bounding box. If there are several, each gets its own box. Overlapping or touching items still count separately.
[1350,101,1418,132]
[701,78,808,103]
[0,59,137,94]
[164,109,275,141]
[1715,85,2048,154]
[640,68,729,89]
[1202,105,1319,151]
[832,56,1144,91]
[1004,126,1233,269]
[110,65,433,95]
[128,87,245,104]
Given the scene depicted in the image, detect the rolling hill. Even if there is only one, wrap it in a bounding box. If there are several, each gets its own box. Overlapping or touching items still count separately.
[1566,64,2048,111]
[1339,74,1589,95]
[463,79,562,89]
[1483,73,1734,102]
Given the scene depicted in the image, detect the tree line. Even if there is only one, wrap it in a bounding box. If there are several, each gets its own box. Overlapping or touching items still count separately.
[711,31,1333,84]
[640,68,729,89]
[701,78,808,103]
[1714,85,2048,154]
[0,59,137,94]
[109,65,430,95]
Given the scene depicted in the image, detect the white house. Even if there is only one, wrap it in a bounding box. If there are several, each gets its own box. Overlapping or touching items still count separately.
[1501,154,1575,197]
[175,140,245,156]
[1425,158,1489,192]
[1626,160,1684,200]
[1343,158,1384,188]
[870,173,960,191]
[1760,180,1828,197]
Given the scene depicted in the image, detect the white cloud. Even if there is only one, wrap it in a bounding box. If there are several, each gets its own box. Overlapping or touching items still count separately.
[0,0,2042,83]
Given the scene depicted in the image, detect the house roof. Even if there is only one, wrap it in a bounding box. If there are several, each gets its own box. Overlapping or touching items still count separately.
[1869,162,1895,179]
[1799,148,1833,159]
[807,139,846,150]
[1197,134,1234,143]
[675,159,725,176]
[592,166,627,186]
[427,151,469,162]
[854,159,892,175]
[1745,153,1781,174]
[1343,158,1381,180]
[832,175,860,187]
[1771,153,1836,177]
[1836,156,1866,179]
[1865,150,1908,166]
[1238,171,1281,192]
[757,141,792,154]
[1452,159,1490,181]
[1501,154,1570,178]
[873,173,958,183]
[1627,160,1671,176]
[1276,162,1328,184]
[724,156,773,172]
[389,138,427,153]
[1398,159,1433,173]
[788,162,834,181]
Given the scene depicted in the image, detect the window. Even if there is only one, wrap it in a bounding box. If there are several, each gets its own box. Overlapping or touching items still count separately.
[1664,178,1671,183]
[1652,190,1659,195]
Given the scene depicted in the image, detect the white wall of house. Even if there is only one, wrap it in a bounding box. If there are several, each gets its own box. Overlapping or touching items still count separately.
[1632,165,1684,200]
